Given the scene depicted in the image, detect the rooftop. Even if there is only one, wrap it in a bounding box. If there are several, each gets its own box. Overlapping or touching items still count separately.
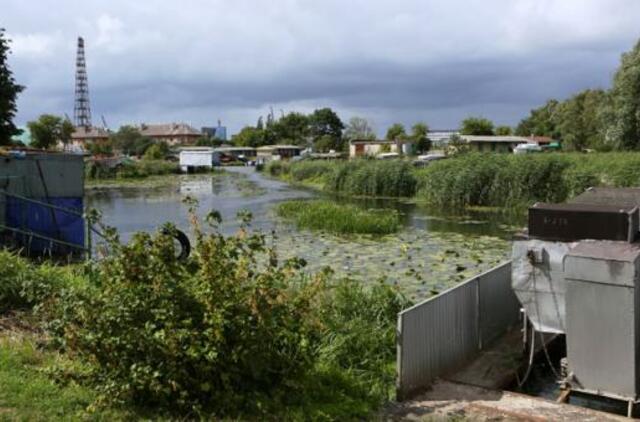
[71,126,110,139]
[256,144,303,150]
[139,123,200,137]
[461,135,535,143]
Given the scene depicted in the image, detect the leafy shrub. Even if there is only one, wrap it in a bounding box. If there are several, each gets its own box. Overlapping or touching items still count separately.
[277,200,400,235]
[48,216,324,414]
[264,160,290,177]
[0,250,77,313]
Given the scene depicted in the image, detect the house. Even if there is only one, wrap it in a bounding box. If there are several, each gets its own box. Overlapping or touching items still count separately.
[70,126,110,151]
[256,145,302,161]
[349,139,414,158]
[460,135,536,153]
[139,123,201,146]
[179,147,220,172]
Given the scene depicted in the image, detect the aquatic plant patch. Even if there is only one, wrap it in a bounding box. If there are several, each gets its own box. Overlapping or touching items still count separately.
[276,200,401,235]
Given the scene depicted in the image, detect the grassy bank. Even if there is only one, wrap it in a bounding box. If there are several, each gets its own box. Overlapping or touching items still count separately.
[86,159,180,181]
[266,153,640,209]
[277,200,401,235]
[0,210,408,420]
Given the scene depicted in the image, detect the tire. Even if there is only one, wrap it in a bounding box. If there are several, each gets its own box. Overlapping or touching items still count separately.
[162,228,191,261]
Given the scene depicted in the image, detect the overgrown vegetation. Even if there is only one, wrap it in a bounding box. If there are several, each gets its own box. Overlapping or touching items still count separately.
[267,152,640,209]
[85,159,180,180]
[0,207,408,419]
[266,159,418,198]
[277,200,401,235]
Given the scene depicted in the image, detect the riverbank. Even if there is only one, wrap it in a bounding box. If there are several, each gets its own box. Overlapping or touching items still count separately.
[265,152,640,209]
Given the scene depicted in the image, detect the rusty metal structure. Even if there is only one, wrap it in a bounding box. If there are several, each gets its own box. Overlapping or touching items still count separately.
[74,37,91,129]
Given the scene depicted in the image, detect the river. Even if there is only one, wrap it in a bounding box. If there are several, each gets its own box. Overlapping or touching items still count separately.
[86,167,517,301]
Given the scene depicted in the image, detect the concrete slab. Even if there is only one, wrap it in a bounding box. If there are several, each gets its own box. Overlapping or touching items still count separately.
[385,380,629,421]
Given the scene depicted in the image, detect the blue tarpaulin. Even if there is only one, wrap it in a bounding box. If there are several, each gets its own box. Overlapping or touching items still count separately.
[5,197,84,255]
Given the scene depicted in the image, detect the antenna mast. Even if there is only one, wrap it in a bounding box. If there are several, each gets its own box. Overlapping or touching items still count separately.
[74,37,92,128]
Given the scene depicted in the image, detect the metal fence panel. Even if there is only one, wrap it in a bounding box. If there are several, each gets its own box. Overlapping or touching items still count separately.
[478,262,519,347]
[397,261,517,399]
[397,278,479,399]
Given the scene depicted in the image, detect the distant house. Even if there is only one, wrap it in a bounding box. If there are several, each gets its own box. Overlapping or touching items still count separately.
[179,147,220,172]
[349,139,414,158]
[70,126,110,152]
[428,130,459,147]
[256,145,302,161]
[461,135,537,153]
[139,123,201,146]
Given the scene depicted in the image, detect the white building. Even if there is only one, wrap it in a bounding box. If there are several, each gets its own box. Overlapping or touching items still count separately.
[179,147,220,172]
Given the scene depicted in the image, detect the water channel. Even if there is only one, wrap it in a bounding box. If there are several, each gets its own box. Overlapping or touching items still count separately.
[86,166,519,301]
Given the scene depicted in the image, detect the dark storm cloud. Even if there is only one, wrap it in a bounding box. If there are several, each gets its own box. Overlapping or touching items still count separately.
[3,0,640,133]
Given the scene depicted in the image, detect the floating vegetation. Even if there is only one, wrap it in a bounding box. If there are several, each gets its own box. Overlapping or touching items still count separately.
[276,200,401,235]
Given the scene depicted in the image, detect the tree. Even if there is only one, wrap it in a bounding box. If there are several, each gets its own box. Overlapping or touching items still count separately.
[232,126,265,148]
[385,123,406,141]
[495,125,512,136]
[344,117,376,140]
[27,114,68,150]
[411,122,431,153]
[314,134,345,152]
[607,39,640,150]
[110,125,155,156]
[143,143,168,160]
[555,89,607,151]
[272,112,309,146]
[515,100,560,138]
[0,29,24,145]
[60,119,74,150]
[308,108,344,142]
[460,117,495,135]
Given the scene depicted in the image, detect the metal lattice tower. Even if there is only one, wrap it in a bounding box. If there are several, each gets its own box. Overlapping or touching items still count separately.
[74,37,92,128]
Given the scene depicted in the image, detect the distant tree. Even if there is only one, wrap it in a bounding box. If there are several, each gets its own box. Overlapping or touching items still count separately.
[308,108,344,142]
[0,29,24,146]
[256,116,264,131]
[108,126,154,156]
[60,119,75,150]
[446,134,469,156]
[607,40,640,150]
[515,100,560,138]
[555,89,607,151]
[196,136,223,147]
[232,126,265,148]
[495,125,512,136]
[143,143,167,160]
[314,134,345,152]
[272,112,309,146]
[344,117,376,140]
[411,122,431,153]
[27,114,69,150]
[88,140,113,156]
[385,123,407,141]
[460,117,495,135]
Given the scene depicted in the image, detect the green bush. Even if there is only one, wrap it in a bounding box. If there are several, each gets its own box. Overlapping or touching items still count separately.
[277,200,401,235]
[86,160,179,180]
[42,210,409,417]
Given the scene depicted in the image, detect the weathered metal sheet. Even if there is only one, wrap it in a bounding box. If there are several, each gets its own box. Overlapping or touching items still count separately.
[479,262,520,346]
[528,202,638,242]
[565,241,640,400]
[397,262,518,399]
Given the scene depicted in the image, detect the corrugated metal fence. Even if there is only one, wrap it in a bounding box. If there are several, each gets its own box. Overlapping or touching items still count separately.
[396,261,520,399]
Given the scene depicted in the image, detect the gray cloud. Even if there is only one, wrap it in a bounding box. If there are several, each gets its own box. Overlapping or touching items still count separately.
[3,0,640,135]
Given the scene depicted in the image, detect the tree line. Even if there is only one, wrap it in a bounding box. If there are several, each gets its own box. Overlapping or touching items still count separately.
[2,28,640,153]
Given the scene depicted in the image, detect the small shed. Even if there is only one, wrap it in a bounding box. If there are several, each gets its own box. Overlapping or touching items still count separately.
[179,147,220,172]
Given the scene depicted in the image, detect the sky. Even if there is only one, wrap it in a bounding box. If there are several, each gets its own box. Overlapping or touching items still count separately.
[3,0,640,136]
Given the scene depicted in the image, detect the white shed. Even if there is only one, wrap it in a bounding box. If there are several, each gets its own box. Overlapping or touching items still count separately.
[179,147,220,172]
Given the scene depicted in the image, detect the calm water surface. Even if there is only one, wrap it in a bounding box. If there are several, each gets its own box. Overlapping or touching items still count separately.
[86,167,518,300]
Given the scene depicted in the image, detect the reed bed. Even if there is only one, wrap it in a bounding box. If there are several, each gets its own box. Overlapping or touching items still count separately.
[276,200,401,235]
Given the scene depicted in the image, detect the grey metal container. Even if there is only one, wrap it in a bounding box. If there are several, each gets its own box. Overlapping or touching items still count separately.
[564,240,640,401]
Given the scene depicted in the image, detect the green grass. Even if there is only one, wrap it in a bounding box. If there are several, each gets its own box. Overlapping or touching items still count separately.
[277,200,401,235]
[0,329,133,421]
